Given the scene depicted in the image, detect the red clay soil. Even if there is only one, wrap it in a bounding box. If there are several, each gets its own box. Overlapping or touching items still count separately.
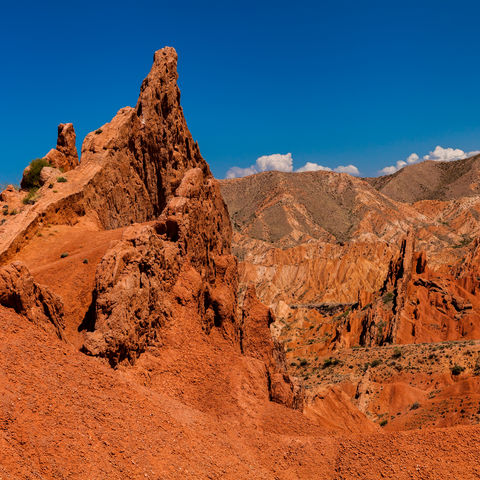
[11,221,126,347]
[2,306,480,479]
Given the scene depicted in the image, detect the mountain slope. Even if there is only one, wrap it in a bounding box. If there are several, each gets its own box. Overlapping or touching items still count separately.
[366,155,480,203]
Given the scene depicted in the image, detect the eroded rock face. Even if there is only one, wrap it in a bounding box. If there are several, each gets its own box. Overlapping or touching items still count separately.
[78,50,237,366]
[328,234,480,348]
[1,47,302,419]
[55,123,79,170]
[240,285,303,409]
[79,47,213,230]
[44,123,79,172]
[0,262,64,339]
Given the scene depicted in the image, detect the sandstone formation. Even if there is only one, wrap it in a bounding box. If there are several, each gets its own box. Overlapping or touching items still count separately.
[45,122,79,172]
[325,233,480,350]
[240,285,303,409]
[0,261,64,339]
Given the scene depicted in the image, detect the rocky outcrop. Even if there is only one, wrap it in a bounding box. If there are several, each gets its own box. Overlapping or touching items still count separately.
[75,49,236,366]
[78,47,212,230]
[45,123,79,172]
[0,262,64,339]
[82,186,238,366]
[240,285,303,409]
[328,234,480,348]
[20,123,79,190]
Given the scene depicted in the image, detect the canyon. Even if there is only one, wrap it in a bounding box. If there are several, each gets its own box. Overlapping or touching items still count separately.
[220,158,480,435]
[1,47,480,479]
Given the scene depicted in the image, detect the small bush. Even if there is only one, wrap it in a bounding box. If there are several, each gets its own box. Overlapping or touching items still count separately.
[23,187,39,205]
[370,359,382,368]
[380,419,388,427]
[299,359,308,367]
[22,158,50,189]
[391,347,402,359]
[2,205,8,215]
[322,357,340,369]
[451,364,465,376]
[95,129,103,134]
[60,252,69,258]
[57,177,67,183]
[474,358,480,376]
[382,291,394,304]
[83,259,89,264]
[410,401,421,410]
[9,209,18,215]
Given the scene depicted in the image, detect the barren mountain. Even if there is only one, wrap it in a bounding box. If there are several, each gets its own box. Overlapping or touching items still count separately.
[367,155,480,203]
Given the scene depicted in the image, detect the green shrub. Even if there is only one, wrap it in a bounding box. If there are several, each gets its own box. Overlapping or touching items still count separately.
[474,357,480,376]
[370,359,382,368]
[83,259,89,264]
[57,177,67,183]
[322,357,340,369]
[9,209,18,215]
[410,401,420,410]
[23,187,39,205]
[95,129,103,134]
[391,347,402,359]
[382,291,394,304]
[380,419,388,427]
[60,252,69,258]
[22,158,50,189]
[451,364,465,376]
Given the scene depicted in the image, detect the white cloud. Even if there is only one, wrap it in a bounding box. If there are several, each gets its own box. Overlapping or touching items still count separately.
[379,146,480,176]
[334,164,360,175]
[225,166,258,179]
[423,145,480,162]
[226,153,293,178]
[407,153,419,164]
[379,165,398,175]
[256,153,293,173]
[379,156,417,175]
[226,154,360,178]
[296,162,332,173]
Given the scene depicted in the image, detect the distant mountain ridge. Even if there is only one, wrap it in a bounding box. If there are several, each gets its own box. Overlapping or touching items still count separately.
[366,154,480,203]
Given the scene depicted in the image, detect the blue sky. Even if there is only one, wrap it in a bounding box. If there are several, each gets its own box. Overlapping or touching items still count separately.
[2,0,480,184]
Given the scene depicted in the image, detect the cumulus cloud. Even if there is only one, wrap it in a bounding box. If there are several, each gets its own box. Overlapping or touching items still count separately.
[423,146,480,162]
[296,162,332,173]
[407,153,419,164]
[379,146,480,176]
[225,166,258,179]
[226,153,293,178]
[379,158,410,175]
[256,153,293,173]
[226,154,360,178]
[334,164,360,175]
